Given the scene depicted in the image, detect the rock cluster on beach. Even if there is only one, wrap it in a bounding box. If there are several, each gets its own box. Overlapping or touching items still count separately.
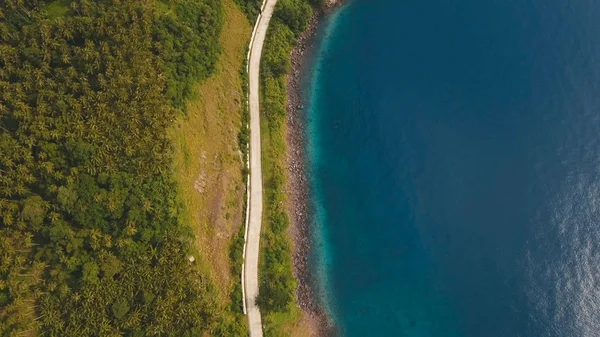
[286,1,345,335]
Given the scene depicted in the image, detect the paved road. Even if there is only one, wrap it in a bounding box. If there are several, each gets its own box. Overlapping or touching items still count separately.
[245,0,278,336]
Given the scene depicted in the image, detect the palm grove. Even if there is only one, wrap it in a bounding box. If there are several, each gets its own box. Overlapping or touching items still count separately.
[0,0,234,335]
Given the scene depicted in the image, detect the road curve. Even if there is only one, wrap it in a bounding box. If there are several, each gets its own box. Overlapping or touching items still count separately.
[244,0,278,336]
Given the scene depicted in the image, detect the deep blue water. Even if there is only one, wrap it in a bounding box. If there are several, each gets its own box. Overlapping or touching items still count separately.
[306,0,600,336]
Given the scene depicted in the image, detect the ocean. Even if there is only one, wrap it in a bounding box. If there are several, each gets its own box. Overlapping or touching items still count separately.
[305,0,600,336]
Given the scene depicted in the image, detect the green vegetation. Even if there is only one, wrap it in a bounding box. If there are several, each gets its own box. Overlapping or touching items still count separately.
[232,0,262,21]
[239,55,251,178]
[154,0,223,109]
[42,0,69,20]
[168,0,251,335]
[0,0,243,334]
[229,53,251,317]
[254,0,317,335]
[229,217,246,313]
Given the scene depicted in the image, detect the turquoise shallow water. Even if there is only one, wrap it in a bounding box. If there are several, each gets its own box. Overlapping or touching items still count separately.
[306,0,600,336]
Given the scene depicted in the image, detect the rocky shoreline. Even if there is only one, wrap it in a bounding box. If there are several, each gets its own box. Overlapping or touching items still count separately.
[287,1,345,336]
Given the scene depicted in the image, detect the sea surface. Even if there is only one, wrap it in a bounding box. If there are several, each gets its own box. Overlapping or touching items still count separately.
[305,0,600,336]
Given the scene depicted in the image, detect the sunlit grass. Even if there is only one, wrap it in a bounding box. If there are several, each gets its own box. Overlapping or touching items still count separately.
[169,0,250,311]
[43,0,69,20]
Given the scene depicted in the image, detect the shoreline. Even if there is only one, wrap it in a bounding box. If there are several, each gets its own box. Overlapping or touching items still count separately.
[286,1,345,335]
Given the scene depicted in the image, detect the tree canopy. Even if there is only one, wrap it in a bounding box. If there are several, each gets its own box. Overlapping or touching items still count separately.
[0,0,227,335]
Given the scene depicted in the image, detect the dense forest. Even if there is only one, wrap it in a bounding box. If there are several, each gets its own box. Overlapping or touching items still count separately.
[0,0,247,335]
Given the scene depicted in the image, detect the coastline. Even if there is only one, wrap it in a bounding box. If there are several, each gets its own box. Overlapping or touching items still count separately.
[286,1,345,335]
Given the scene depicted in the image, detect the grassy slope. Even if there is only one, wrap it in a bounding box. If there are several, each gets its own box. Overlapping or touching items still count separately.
[171,1,313,335]
[169,0,250,311]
